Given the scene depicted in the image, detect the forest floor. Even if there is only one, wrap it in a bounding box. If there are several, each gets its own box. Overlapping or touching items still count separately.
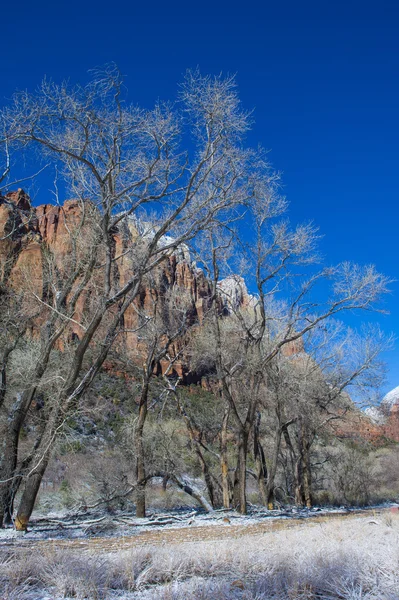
[1,505,399,599]
[0,503,393,547]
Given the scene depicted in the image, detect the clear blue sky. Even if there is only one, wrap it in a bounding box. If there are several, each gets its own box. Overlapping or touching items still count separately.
[2,0,399,393]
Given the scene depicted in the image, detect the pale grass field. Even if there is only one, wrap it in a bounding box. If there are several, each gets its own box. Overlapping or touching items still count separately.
[1,511,399,599]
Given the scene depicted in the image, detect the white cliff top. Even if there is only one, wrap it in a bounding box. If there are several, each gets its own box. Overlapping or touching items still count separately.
[364,406,386,425]
[218,275,256,311]
[382,385,399,410]
[125,215,191,262]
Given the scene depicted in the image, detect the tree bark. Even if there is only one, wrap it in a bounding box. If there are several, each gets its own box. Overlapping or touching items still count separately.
[233,430,248,514]
[134,379,149,518]
[294,457,305,506]
[0,394,27,527]
[220,405,231,508]
[301,433,312,508]
[253,412,268,506]
[14,452,51,531]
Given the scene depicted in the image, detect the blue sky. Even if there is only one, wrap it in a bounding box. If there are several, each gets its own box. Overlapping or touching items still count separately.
[2,0,399,392]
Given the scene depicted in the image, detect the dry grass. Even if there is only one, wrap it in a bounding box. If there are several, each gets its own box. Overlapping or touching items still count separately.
[1,511,399,599]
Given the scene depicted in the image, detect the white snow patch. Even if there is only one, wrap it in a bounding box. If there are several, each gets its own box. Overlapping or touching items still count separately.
[365,406,386,424]
[218,275,256,312]
[382,385,399,411]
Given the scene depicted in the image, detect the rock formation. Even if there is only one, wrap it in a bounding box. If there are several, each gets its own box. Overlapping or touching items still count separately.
[365,386,399,442]
[1,191,397,443]
[0,191,220,380]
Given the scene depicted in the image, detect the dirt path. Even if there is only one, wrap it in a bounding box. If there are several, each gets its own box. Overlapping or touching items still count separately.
[1,507,388,555]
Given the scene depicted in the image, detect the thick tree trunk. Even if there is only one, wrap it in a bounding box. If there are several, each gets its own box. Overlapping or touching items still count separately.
[294,458,305,506]
[134,381,149,518]
[15,454,50,531]
[0,348,10,410]
[264,426,283,509]
[2,491,14,527]
[233,430,248,514]
[220,406,231,509]
[253,412,268,506]
[0,397,25,527]
[255,447,268,506]
[0,436,18,527]
[302,438,312,508]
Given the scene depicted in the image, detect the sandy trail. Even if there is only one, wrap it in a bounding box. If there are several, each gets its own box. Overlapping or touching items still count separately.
[0,507,389,554]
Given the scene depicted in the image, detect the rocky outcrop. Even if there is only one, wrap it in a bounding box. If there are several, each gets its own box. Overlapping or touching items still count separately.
[0,191,333,383]
[365,386,399,442]
[218,275,255,313]
[2,191,397,444]
[0,189,40,287]
[0,191,218,380]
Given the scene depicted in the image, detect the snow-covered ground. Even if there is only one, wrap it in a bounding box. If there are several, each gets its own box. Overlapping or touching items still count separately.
[1,507,399,599]
[0,503,396,543]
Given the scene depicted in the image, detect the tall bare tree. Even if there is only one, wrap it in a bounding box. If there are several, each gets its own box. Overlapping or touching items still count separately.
[189,183,390,514]
[0,66,263,529]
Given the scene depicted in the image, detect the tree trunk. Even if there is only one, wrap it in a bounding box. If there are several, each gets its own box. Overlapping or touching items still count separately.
[253,413,268,506]
[134,381,149,518]
[292,421,312,508]
[0,400,24,527]
[302,437,312,508]
[264,425,283,509]
[0,438,18,527]
[2,491,14,527]
[294,457,305,506]
[220,405,231,509]
[233,430,248,514]
[15,453,50,531]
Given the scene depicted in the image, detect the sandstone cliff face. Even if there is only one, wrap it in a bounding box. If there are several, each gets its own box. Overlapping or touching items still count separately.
[0,191,369,378]
[1,192,396,442]
[0,189,41,291]
[0,191,92,296]
[0,191,216,380]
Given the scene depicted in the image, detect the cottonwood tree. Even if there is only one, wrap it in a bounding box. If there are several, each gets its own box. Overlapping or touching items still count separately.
[287,323,391,506]
[0,65,391,527]
[0,66,263,529]
[0,288,36,524]
[118,274,195,518]
[246,319,390,508]
[188,185,391,514]
[0,203,101,527]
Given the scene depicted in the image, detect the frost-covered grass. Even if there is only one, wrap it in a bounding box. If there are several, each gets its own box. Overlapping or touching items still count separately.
[1,512,399,599]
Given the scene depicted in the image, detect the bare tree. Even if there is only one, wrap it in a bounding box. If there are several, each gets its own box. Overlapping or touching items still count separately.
[0,65,391,528]
[121,276,194,517]
[263,322,392,507]
[189,182,391,515]
[0,66,261,529]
